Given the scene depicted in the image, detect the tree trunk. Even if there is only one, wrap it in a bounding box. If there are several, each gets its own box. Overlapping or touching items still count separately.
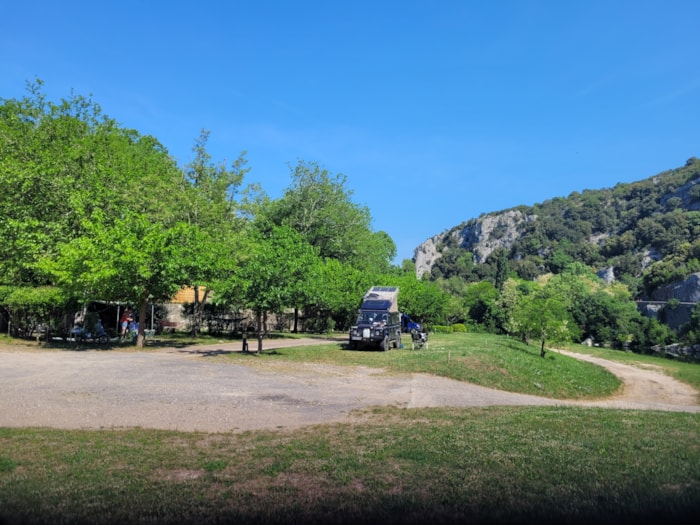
[136,295,148,348]
[191,285,200,338]
[293,307,299,333]
[540,338,547,358]
[256,310,264,353]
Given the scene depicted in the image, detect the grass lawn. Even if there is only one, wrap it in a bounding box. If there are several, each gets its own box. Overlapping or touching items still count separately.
[1,407,699,524]
[1,332,699,524]
[219,332,623,400]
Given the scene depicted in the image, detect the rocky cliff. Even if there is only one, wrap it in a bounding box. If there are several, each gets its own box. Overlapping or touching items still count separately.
[652,273,700,303]
[413,158,700,282]
[414,236,442,279]
[414,209,537,278]
[637,272,700,329]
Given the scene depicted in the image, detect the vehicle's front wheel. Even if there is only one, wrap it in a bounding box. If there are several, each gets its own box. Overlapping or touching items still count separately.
[381,335,389,351]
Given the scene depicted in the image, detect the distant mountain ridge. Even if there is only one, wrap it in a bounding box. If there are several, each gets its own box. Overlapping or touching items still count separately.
[414,157,700,302]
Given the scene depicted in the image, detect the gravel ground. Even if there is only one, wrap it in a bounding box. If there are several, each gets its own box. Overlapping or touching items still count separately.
[1,339,698,433]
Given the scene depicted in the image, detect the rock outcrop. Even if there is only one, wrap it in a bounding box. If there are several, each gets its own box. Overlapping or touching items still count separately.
[459,210,536,263]
[414,236,442,279]
[597,267,615,284]
[652,273,700,303]
[660,176,700,211]
[413,210,536,278]
[637,273,700,330]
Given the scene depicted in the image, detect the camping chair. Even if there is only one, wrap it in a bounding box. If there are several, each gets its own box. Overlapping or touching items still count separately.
[410,329,428,350]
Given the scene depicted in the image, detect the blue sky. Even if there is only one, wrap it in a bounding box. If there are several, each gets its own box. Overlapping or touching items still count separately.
[3,1,699,263]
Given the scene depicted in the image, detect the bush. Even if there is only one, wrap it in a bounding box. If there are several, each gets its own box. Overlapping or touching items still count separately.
[304,315,335,334]
[1,286,78,339]
[452,323,468,333]
[432,325,453,333]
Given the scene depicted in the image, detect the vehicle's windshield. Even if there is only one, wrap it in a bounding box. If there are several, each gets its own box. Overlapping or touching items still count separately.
[356,312,388,325]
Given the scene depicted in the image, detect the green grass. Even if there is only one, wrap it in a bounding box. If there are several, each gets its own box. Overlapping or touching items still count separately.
[221,332,623,400]
[2,332,699,523]
[1,407,699,524]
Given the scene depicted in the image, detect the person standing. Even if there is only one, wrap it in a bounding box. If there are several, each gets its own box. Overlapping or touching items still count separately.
[120,309,132,341]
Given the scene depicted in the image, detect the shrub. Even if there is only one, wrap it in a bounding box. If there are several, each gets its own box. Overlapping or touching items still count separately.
[452,323,468,333]
[304,315,335,334]
[1,286,78,339]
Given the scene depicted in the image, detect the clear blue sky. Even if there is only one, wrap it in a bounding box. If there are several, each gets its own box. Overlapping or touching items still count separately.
[3,1,699,263]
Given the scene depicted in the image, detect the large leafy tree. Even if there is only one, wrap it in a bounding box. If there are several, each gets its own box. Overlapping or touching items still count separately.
[462,281,499,328]
[181,130,250,336]
[394,273,450,326]
[0,82,113,284]
[312,258,373,330]
[255,160,397,330]
[1,82,225,346]
[226,225,319,352]
[44,126,189,346]
[543,265,645,348]
[261,160,395,271]
[44,211,191,347]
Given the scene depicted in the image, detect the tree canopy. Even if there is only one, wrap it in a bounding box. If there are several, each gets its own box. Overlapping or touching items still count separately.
[1,82,691,353]
[1,83,250,346]
[260,160,396,272]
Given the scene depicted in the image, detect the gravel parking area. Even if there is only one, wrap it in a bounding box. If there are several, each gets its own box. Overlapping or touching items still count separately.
[1,339,698,433]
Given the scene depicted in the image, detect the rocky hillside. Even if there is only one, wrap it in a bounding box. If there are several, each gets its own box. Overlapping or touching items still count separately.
[414,157,700,304]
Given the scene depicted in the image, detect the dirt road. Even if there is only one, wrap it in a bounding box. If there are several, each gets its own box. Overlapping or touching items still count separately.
[1,339,698,433]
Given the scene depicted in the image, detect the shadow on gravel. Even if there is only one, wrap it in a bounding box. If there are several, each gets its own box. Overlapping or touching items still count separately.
[173,348,288,358]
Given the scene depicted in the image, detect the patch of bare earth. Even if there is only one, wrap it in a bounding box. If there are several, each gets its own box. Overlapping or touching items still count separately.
[0,340,698,434]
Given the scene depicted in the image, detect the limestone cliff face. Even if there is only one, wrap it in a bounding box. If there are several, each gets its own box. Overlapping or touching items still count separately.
[414,236,442,279]
[458,210,537,264]
[641,273,700,330]
[652,273,700,303]
[413,209,536,278]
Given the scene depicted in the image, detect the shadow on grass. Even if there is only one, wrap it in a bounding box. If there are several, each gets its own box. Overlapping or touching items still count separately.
[24,340,115,352]
[343,344,386,352]
[499,337,557,359]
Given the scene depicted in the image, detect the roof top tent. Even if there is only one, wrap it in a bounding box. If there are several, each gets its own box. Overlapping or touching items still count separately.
[360,286,399,313]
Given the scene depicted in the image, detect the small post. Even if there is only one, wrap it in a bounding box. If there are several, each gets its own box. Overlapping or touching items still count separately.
[242,333,249,353]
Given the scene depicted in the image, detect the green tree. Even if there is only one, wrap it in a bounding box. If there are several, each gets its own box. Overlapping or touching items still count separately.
[395,273,449,326]
[492,278,532,336]
[0,286,77,339]
[512,282,578,357]
[181,130,249,336]
[261,160,395,271]
[312,258,370,331]
[463,281,499,328]
[2,82,199,347]
[2,83,269,347]
[230,225,319,352]
[44,211,191,347]
[494,249,509,290]
[0,82,115,284]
